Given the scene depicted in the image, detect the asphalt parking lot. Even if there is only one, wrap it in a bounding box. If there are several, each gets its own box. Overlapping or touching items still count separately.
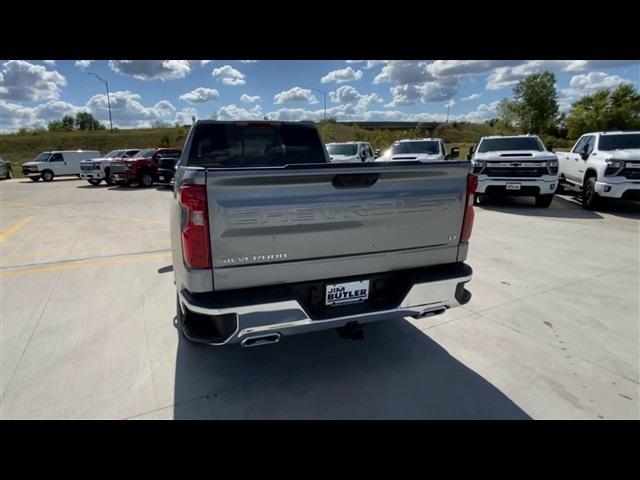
[1,178,638,419]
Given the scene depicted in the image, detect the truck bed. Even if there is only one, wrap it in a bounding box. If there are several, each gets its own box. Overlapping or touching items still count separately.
[200,161,470,291]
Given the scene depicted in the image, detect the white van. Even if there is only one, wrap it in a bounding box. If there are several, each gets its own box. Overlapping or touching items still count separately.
[21,150,102,182]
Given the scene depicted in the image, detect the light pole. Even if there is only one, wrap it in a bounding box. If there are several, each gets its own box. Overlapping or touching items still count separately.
[310,88,327,121]
[88,72,113,131]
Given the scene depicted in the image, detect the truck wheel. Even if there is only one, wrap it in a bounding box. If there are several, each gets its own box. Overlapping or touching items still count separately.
[582,177,600,210]
[139,172,154,188]
[30,176,41,182]
[534,194,553,208]
[104,168,115,186]
[88,179,102,186]
[41,170,54,182]
[6,168,12,179]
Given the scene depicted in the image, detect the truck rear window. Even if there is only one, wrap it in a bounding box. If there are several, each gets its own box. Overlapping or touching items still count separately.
[186,123,327,167]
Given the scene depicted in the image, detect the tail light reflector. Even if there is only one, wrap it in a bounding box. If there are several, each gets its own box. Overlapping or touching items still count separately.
[460,174,478,242]
[179,184,211,269]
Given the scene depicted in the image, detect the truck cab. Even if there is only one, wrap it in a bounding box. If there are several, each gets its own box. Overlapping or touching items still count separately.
[556,131,640,209]
[470,135,558,208]
[380,138,457,162]
[326,142,375,163]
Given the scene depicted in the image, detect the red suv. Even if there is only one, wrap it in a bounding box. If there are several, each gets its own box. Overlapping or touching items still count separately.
[110,147,182,187]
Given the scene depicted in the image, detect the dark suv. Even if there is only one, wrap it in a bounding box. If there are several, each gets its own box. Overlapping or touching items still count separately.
[156,151,183,186]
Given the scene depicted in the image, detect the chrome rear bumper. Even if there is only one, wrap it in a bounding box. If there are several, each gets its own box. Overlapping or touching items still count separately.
[177,264,472,346]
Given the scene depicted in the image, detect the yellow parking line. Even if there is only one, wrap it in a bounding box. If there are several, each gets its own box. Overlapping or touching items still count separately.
[0,251,171,277]
[2,201,168,226]
[0,216,33,242]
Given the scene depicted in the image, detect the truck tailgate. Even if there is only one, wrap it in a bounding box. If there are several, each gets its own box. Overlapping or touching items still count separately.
[206,162,470,290]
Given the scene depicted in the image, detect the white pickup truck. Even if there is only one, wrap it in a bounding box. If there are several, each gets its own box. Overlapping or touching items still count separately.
[470,135,558,208]
[379,138,458,162]
[79,148,141,186]
[556,131,640,209]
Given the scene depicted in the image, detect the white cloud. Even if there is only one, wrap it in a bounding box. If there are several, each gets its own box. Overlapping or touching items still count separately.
[557,72,633,112]
[212,65,246,86]
[108,60,208,81]
[216,104,263,120]
[461,93,481,101]
[321,67,363,84]
[240,94,261,103]
[329,86,383,114]
[179,87,220,104]
[0,60,67,101]
[345,60,384,69]
[174,107,199,125]
[240,60,258,63]
[274,87,318,104]
[373,61,431,85]
[85,90,176,128]
[569,71,629,90]
[427,60,516,77]
[0,99,81,132]
[43,60,56,65]
[461,101,500,122]
[75,60,94,70]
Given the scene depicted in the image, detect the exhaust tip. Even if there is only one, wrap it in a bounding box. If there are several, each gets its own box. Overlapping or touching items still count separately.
[241,333,282,347]
[413,307,447,319]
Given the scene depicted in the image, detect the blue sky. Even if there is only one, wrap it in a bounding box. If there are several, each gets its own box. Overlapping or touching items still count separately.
[1,60,638,132]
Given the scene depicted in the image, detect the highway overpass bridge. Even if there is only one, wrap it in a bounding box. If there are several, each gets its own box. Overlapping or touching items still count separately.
[335,121,443,135]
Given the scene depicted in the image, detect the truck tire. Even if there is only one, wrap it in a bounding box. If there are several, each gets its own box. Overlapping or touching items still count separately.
[41,170,54,182]
[104,168,115,186]
[88,179,102,186]
[534,194,553,208]
[582,177,600,210]
[6,167,12,179]
[139,171,154,188]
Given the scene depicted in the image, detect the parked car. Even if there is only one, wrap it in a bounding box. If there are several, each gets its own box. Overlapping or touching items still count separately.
[0,156,12,179]
[556,131,640,209]
[110,147,182,187]
[156,151,183,186]
[21,150,101,182]
[470,135,558,208]
[171,120,475,347]
[80,148,142,186]
[378,138,457,162]
[326,142,375,163]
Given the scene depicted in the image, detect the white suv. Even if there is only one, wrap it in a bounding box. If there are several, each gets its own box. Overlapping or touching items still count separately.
[380,138,457,162]
[326,142,375,163]
[470,135,558,208]
[556,131,640,209]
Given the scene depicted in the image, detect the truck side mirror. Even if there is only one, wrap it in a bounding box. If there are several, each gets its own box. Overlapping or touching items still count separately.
[467,145,475,161]
[449,147,460,159]
[580,145,590,160]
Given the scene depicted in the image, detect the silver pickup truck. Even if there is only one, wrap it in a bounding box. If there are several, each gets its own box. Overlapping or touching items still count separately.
[170,120,476,347]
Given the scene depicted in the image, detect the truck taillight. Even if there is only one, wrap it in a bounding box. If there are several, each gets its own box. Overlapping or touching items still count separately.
[179,184,211,269]
[460,174,478,242]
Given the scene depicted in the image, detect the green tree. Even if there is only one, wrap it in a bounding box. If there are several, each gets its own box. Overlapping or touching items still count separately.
[153,120,171,129]
[75,112,105,130]
[566,84,640,139]
[498,71,559,135]
[48,114,75,132]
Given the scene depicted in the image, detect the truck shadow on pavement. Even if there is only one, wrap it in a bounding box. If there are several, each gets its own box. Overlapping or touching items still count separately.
[477,195,604,220]
[172,318,531,419]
